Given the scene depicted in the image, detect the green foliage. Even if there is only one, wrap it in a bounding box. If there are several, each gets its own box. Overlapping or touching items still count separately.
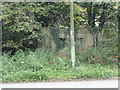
[2,2,118,53]
[2,48,118,83]
[2,2,70,53]
[2,48,70,82]
[2,2,42,52]
[1,2,119,83]
[76,45,118,65]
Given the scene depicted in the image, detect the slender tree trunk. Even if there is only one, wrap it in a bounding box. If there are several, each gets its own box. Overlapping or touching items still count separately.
[70,2,75,68]
[118,1,120,62]
[87,2,92,26]
[99,3,106,33]
[0,2,2,80]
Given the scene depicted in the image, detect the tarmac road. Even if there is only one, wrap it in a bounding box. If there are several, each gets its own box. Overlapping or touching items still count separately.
[1,79,118,88]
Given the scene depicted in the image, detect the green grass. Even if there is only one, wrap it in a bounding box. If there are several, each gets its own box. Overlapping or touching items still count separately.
[2,48,118,83]
[41,63,118,80]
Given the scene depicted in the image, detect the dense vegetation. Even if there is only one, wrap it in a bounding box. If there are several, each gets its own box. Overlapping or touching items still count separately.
[1,2,119,82]
[2,48,118,82]
[2,2,118,53]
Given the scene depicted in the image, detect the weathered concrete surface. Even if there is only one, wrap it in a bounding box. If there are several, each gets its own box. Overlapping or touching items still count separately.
[39,27,100,52]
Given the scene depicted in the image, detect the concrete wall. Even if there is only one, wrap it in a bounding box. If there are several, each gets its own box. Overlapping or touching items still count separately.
[39,27,101,52]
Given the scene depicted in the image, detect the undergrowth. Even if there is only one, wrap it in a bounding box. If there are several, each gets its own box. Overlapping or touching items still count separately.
[2,47,118,83]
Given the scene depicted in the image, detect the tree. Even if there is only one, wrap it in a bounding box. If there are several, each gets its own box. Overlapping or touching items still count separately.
[2,2,70,54]
[117,1,120,62]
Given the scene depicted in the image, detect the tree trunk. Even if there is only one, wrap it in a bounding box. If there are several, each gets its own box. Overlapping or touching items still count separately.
[87,2,92,26]
[118,1,120,62]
